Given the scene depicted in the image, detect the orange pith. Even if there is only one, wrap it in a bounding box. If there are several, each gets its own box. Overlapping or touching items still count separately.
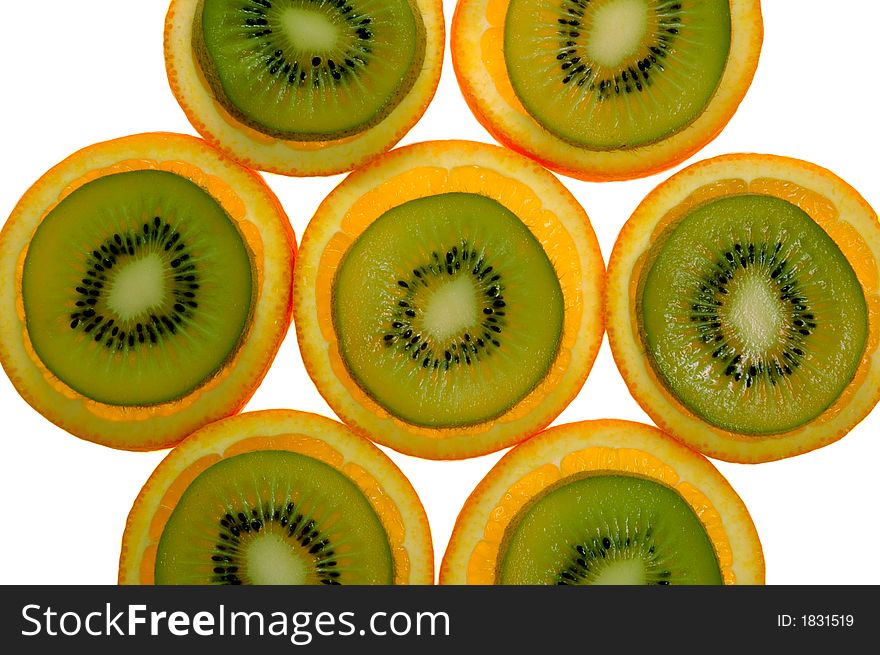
[164,0,445,176]
[118,410,433,585]
[0,133,295,450]
[451,0,764,181]
[294,140,605,459]
[607,154,880,463]
[440,419,765,585]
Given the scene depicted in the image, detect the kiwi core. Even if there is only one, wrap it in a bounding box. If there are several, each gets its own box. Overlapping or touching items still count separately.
[420,276,481,343]
[105,253,166,321]
[590,558,647,585]
[243,530,314,585]
[587,0,649,68]
[279,8,340,51]
[723,270,785,353]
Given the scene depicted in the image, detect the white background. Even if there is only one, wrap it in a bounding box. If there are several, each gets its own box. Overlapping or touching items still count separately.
[1,1,878,585]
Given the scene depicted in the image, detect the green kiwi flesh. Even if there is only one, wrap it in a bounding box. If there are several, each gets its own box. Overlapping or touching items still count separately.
[194,0,426,140]
[498,473,722,585]
[639,194,868,434]
[332,192,564,428]
[155,450,394,585]
[503,0,731,149]
[22,170,253,406]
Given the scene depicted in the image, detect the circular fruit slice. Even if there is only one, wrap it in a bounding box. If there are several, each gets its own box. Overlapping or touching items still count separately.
[607,154,880,462]
[119,410,432,585]
[440,419,764,585]
[294,140,605,459]
[451,0,763,181]
[0,133,295,450]
[165,0,444,176]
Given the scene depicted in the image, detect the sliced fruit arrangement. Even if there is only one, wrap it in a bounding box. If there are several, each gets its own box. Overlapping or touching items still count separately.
[294,140,605,459]
[607,154,880,462]
[452,0,763,180]
[0,133,295,450]
[119,410,432,585]
[440,419,764,585]
[165,0,444,176]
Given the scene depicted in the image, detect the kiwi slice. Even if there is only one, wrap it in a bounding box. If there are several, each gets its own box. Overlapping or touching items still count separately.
[21,170,253,406]
[439,419,765,585]
[156,450,393,585]
[503,0,731,149]
[119,410,434,584]
[499,474,721,585]
[194,0,426,140]
[639,194,868,435]
[332,192,564,427]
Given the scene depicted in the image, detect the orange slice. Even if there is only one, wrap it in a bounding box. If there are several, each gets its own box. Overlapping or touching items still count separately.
[440,419,764,585]
[119,409,432,584]
[451,0,763,181]
[164,0,444,176]
[294,140,605,459]
[607,154,880,462]
[0,133,295,450]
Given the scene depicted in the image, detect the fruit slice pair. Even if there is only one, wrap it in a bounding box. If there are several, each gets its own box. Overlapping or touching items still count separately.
[119,410,433,585]
[166,0,444,175]
[294,140,605,459]
[608,154,880,462]
[452,0,763,180]
[0,133,295,450]
[441,419,764,585]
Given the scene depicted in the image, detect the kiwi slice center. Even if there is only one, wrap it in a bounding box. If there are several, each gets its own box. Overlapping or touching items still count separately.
[241,527,316,585]
[277,6,341,51]
[419,276,481,343]
[332,192,564,428]
[156,450,394,585]
[587,0,649,68]
[722,269,786,353]
[104,252,166,321]
[589,557,647,585]
[639,194,868,434]
[498,473,722,585]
